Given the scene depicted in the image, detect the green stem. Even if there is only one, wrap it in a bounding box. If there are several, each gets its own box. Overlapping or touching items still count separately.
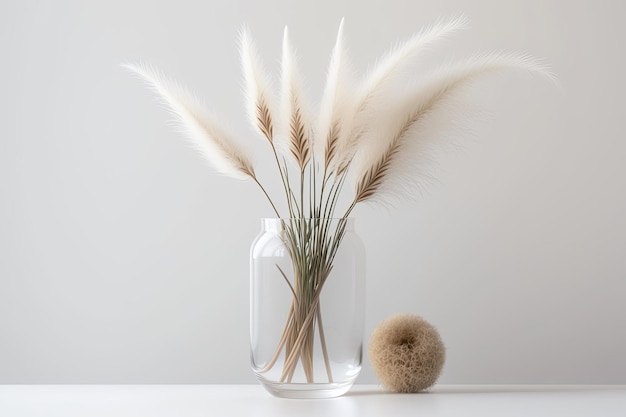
[252,175,281,218]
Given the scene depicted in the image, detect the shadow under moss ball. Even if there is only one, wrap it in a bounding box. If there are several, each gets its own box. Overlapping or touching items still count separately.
[369,314,445,393]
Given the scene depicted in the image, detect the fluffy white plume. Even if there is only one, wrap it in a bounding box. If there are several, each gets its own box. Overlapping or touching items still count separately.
[123,63,255,180]
[125,18,555,218]
[351,52,555,204]
[279,26,311,171]
[316,18,356,172]
[359,15,469,106]
[239,26,276,143]
[335,15,469,174]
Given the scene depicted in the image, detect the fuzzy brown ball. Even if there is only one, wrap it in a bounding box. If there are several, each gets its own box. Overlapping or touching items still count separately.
[369,314,445,393]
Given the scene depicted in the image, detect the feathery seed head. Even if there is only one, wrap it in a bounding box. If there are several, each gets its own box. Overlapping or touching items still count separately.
[123,62,255,181]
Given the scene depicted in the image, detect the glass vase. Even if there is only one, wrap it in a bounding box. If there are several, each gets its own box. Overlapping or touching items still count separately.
[250,218,365,398]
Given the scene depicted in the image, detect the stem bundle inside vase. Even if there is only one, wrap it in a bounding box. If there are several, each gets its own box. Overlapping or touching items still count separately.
[125,16,553,388]
[260,217,349,383]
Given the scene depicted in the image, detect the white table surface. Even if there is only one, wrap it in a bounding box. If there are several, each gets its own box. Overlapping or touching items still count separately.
[1,384,624,417]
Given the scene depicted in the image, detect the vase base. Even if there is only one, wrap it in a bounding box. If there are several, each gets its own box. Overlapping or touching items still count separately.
[256,376,358,399]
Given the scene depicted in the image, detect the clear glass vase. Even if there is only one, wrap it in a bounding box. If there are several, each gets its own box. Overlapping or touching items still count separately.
[250,218,365,398]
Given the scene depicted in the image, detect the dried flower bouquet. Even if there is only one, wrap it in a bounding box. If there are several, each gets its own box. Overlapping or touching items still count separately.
[126,16,552,385]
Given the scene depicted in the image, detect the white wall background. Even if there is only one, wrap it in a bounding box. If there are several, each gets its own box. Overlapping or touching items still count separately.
[1,0,625,384]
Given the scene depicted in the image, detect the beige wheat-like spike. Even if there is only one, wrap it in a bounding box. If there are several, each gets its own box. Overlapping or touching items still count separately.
[352,52,555,204]
[354,142,398,204]
[124,62,255,180]
[280,26,311,171]
[316,18,356,172]
[240,26,276,143]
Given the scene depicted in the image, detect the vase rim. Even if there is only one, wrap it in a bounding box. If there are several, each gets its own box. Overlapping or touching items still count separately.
[261,217,354,220]
[260,217,355,230]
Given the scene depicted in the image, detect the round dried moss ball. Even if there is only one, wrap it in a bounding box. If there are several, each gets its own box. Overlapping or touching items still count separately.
[369,314,445,393]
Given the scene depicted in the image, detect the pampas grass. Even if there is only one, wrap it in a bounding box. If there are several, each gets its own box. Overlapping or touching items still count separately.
[280,27,312,172]
[240,26,276,145]
[332,16,469,176]
[350,52,554,205]
[125,17,553,385]
[316,18,354,174]
[123,63,256,181]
